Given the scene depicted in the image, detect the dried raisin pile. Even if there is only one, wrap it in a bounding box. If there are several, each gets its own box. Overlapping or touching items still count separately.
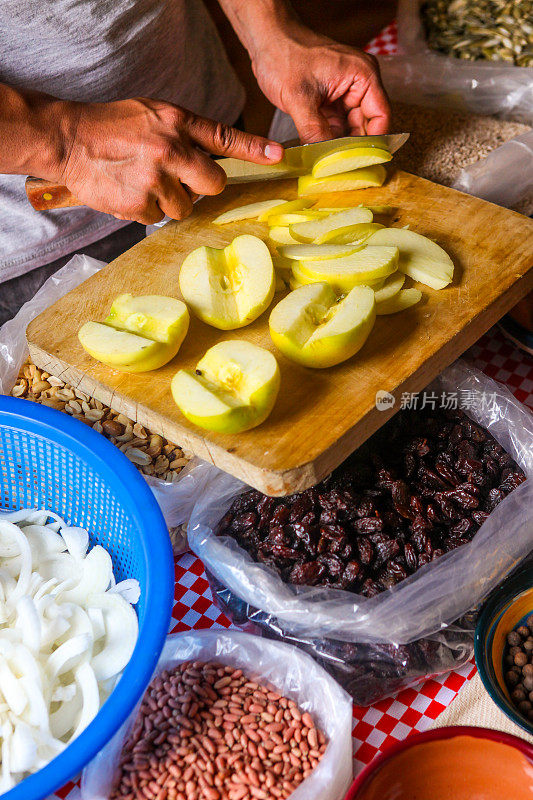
[217,408,526,597]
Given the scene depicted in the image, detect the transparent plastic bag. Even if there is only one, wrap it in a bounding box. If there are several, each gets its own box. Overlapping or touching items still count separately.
[187,361,533,703]
[81,629,353,800]
[379,0,533,122]
[0,253,202,532]
[452,130,533,209]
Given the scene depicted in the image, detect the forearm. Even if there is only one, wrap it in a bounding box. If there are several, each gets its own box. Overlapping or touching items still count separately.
[217,0,311,59]
[0,83,77,180]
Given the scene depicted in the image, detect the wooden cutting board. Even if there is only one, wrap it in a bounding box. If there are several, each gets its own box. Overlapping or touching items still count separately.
[27,169,533,495]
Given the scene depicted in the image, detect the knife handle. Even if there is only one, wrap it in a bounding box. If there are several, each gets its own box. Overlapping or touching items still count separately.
[25,177,80,210]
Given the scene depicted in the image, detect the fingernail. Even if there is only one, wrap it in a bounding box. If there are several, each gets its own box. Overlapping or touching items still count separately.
[264,143,284,161]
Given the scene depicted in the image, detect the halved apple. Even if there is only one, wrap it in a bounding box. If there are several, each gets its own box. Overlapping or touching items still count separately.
[213,199,285,225]
[298,165,386,196]
[311,146,392,178]
[171,340,280,433]
[376,288,422,315]
[278,244,360,261]
[293,246,399,294]
[105,294,189,344]
[268,226,300,246]
[179,234,275,330]
[269,283,375,368]
[289,207,374,244]
[366,228,454,290]
[317,222,385,246]
[373,272,405,304]
[258,198,312,222]
[78,322,181,373]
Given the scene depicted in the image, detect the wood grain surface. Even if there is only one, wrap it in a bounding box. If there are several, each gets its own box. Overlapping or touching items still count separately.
[27,169,533,495]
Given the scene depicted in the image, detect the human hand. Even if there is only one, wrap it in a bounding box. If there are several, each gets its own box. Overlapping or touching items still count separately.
[56,98,284,224]
[251,23,391,143]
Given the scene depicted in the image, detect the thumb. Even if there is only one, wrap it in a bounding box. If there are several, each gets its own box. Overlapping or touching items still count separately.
[186,114,284,164]
[290,97,333,144]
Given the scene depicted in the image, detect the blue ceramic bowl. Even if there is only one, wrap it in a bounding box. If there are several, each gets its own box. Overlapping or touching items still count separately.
[475,566,533,737]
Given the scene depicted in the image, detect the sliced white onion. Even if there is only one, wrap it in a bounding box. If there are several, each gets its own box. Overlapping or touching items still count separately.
[50,689,82,740]
[46,634,92,685]
[71,662,100,741]
[58,547,112,605]
[110,579,141,605]
[10,722,37,774]
[0,659,27,716]
[60,527,89,561]
[87,593,138,681]
[87,607,105,642]
[15,596,41,652]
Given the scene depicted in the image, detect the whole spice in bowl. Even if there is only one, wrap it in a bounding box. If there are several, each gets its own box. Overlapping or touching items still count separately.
[111,660,327,800]
[504,616,533,722]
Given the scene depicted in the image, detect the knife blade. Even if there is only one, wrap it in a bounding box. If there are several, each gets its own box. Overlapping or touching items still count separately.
[25,133,409,210]
[216,133,410,183]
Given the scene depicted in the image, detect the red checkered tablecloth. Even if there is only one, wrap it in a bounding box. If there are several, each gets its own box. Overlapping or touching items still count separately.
[52,21,533,800]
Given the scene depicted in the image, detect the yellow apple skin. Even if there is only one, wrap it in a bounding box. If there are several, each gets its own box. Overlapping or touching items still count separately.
[298,165,386,196]
[105,294,189,345]
[171,340,280,434]
[289,207,374,244]
[316,222,385,246]
[278,244,359,261]
[268,226,300,246]
[269,282,376,368]
[294,246,399,294]
[78,322,182,372]
[376,288,422,315]
[311,147,392,178]
[258,198,312,222]
[179,234,275,330]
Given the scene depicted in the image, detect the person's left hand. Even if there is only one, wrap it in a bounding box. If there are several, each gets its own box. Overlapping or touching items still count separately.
[250,23,391,143]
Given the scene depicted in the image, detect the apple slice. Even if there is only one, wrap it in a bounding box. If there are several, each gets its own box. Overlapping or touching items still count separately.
[269,282,375,368]
[213,199,285,225]
[78,322,181,372]
[268,226,300,246]
[317,222,385,246]
[298,165,386,196]
[171,340,280,433]
[289,207,374,244]
[366,228,454,289]
[105,294,189,345]
[258,198,313,222]
[293,246,399,294]
[373,272,405,304]
[268,210,332,227]
[376,288,422,315]
[312,146,392,178]
[179,234,275,330]
[278,244,360,261]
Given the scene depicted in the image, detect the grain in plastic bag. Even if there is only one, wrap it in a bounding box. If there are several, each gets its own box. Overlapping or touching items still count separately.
[378,0,533,123]
[187,361,533,704]
[0,253,204,534]
[81,629,353,800]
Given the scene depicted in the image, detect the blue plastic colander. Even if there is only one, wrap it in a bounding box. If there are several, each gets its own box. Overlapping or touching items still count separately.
[0,395,174,800]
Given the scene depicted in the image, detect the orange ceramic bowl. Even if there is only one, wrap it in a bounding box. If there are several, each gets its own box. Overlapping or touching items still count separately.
[345,726,533,799]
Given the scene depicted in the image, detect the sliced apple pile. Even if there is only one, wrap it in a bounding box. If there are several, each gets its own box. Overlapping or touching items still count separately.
[298,165,386,197]
[78,294,189,373]
[268,226,300,246]
[366,228,454,290]
[292,246,399,294]
[269,282,375,368]
[319,222,385,246]
[179,234,275,330]
[376,288,422,315]
[311,146,392,178]
[171,340,280,433]
[258,198,312,222]
[279,244,360,261]
[289,207,374,243]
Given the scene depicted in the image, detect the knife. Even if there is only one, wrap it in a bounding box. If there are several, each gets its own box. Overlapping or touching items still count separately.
[25,133,409,211]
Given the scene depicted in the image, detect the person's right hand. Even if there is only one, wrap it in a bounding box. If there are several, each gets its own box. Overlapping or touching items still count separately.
[57,98,284,224]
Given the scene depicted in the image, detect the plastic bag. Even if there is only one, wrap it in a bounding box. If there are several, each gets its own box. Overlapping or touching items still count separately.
[187,360,533,703]
[81,629,354,800]
[452,129,533,209]
[0,253,203,533]
[378,0,533,123]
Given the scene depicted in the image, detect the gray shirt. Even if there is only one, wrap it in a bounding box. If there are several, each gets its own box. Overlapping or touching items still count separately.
[0,0,245,282]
